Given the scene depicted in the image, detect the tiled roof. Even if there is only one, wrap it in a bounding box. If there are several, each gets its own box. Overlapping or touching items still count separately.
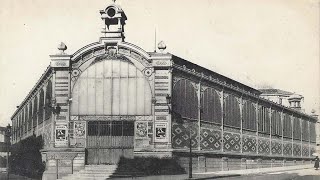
[259,89,293,95]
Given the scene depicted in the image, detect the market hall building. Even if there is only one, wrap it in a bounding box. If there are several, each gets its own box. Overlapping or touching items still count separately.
[10,2,317,180]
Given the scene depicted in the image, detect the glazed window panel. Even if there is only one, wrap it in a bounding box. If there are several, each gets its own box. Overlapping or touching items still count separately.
[33,96,38,127]
[223,94,241,128]
[242,101,256,131]
[271,110,281,136]
[258,106,270,134]
[24,107,27,133]
[172,79,198,120]
[95,79,104,114]
[87,78,96,114]
[310,122,316,142]
[71,59,152,116]
[292,117,301,140]
[38,89,44,124]
[18,114,21,137]
[17,115,20,137]
[302,120,309,141]
[45,80,52,120]
[283,114,292,138]
[28,102,32,130]
[200,88,222,124]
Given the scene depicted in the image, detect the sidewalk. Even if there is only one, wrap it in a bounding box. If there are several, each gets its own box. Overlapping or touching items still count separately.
[191,164,313,179]
[111,164,313,180]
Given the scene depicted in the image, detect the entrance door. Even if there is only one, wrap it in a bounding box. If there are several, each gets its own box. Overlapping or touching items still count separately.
[86,121,134,164]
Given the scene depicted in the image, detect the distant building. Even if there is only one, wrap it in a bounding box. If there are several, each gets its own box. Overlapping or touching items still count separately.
[0,126,8,168]
[259,89,304,111]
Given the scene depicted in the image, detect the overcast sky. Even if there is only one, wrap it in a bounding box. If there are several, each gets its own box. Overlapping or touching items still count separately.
[0,0,319,126]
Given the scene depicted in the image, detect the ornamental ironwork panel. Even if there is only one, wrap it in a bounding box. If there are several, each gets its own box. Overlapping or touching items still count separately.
[283,142,292,156]
[258,138,270,154]
[302,144,309,157]
[271,140,282,155]
[200,127,221,151]
[293,143,301,156]
[242,135,257,153]
[172,121,199,149]
[223,132,240,152]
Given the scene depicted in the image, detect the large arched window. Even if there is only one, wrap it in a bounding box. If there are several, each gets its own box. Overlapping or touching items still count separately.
[223,94,241,128]
[38,89,44,124]
[71,58,152,115]
[45,80,52,120]
[242,100,256,130]
[201,88,221,124]
[172,79,198,119]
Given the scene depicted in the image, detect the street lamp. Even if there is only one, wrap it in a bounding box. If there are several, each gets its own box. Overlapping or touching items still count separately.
[5,124,11,180]
[167,94,192,178]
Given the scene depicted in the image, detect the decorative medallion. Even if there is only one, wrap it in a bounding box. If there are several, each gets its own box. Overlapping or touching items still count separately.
[144,68,153,77]
[72,69,81,77]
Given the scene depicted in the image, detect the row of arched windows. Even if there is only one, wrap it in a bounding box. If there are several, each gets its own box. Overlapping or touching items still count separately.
[173,78,315,141]
[12,80,52,142]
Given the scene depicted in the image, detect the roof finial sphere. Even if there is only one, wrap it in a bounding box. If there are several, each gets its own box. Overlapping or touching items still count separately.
[58,42,67,52]
[157,41,166,52]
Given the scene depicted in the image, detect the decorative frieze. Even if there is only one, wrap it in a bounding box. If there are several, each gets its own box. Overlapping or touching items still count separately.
[76,115,152,121]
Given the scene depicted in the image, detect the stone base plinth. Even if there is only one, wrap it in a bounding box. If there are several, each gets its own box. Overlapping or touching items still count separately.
[41,148,85,180]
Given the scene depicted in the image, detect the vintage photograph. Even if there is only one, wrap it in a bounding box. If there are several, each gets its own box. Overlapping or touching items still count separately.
[0,0,319,179]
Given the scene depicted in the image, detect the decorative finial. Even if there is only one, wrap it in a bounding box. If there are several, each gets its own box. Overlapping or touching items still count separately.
[57,42,67,54]
[157,41,166,53]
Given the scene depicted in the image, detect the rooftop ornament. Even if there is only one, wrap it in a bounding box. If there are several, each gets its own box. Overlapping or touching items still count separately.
[57,42,67,54]
[157,41,166,53]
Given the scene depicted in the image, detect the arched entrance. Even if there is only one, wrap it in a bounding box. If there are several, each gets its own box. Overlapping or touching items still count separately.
[71,56,152,164]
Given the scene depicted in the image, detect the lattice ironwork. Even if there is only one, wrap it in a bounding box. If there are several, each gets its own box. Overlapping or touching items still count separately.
[258,138,270,154]
[200,128,221,151]
[293,143,301,156]
[242,135,256,153]
[172,121,199,149]
[271,140,282,155]
[223,132,240,152]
